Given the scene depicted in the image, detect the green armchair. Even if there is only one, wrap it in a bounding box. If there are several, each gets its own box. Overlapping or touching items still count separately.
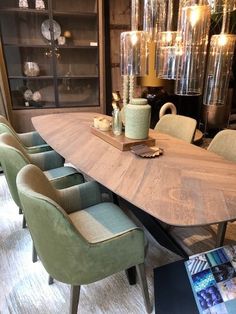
[0,115,51,153]
[154,114,197,143]
[0,133,84,227]
[0,132,84,264]
[0,132,84,204]
[16,164,152,313]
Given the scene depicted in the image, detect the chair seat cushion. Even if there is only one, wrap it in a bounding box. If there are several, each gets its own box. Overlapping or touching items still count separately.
[69,202,139,243]
[44,166,84,189]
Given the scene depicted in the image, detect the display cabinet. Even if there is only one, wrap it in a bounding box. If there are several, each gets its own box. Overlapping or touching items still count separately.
[0,0,105,131]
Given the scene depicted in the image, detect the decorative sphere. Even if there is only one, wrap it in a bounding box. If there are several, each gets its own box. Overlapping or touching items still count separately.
[24,89,33,101]
[32,91,42,102]
[64,31,72,38]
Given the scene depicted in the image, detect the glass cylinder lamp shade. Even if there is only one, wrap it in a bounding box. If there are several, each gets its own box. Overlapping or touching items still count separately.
[207,0,235,13]
[156,31,179,79]
[143,0,166,41]
[175,5,211,96]
[203,34,236,106]
[120,31,149,76]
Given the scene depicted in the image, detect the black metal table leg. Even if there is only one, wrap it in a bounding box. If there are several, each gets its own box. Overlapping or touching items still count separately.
[125,266,137,285]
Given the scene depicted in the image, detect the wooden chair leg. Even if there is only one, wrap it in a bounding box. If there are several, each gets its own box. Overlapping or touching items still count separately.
[22,215,27,229]
[70,285,81,314]
[216,222,228,247]
[136,264,152,314]
[32,243,38,263]
[48,275,54,285]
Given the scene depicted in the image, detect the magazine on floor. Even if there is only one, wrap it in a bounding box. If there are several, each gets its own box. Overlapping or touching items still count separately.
[185,245,236,314]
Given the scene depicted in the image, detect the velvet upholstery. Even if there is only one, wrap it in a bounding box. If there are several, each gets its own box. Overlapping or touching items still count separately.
[17,164,146,285]
[0,115,50,153]
[154,114,197,143]
[207,130,236,162]
[198,130,236,247]
[0,133,84,209]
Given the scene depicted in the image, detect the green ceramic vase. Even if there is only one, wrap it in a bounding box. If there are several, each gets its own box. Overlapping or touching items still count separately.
[125,98,151,140]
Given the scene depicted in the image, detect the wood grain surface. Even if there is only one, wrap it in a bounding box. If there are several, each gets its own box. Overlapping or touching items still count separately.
[91,126,156,151]
[32,112,236,227]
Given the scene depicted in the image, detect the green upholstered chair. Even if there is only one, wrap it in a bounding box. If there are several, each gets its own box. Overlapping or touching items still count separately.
[0,115,51,153]
[207,129,236,246]
[16,164,152,314]
[0,133,84,227]
[0,132,84,264]
[154,114,197,143]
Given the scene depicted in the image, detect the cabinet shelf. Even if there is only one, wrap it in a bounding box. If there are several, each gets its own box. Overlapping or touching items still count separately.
[9,75,98,80]
[13,102,98,110]
[4,43,97,49]
[53,11,97,17]
[5,43,52,48]
[57,75,98,79]
[56,45,98,49]
[0,8,97,17]
[0,8,49,14]
[9,76,54,80]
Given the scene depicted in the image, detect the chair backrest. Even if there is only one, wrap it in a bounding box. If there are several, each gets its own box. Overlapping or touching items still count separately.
[0,115,12,128]
[0,115,19,138]
[0,133,30,206]
[207,129,236,163]
[154,114,197,143]
[16,164,87,283]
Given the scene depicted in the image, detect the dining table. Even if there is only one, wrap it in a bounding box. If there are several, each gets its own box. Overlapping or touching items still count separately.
[32,112,236,256]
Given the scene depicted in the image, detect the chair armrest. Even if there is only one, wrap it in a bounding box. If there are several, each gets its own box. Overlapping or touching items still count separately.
[58,181,102,214]
[18,131,46,146]
[26,143,52,154]
[29,150,65,171]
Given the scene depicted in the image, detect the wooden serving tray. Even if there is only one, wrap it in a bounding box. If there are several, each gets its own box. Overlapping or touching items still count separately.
[91,126,155,151]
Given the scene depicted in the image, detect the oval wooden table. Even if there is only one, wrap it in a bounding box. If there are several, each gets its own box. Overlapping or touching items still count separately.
[32,112,236,255]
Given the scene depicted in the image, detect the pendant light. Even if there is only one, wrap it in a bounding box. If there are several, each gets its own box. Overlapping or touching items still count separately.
[175,0,211,95]
[203,6,236,107]
[143,0,166,41]
[156,0,180,80]
[208,0,236,13]
[120,0,149,105]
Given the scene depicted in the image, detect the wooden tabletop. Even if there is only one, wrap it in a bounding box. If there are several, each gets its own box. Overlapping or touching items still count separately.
[32,112,236,227]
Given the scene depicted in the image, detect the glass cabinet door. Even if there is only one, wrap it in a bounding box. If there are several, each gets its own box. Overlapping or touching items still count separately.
[0,0,57,109]
[0,0,101,110]
[52,0,99,107]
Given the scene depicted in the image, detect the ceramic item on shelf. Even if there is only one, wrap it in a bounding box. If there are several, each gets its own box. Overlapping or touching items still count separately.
[32,91,42,102]
[57,36,66,45]
[64,31,72,39]
[35,0,45,10]
[23,89,33,101]
[19,0,28,8]
[41,19,61,41]
[125,98,151,140]
[24,62,40,77]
